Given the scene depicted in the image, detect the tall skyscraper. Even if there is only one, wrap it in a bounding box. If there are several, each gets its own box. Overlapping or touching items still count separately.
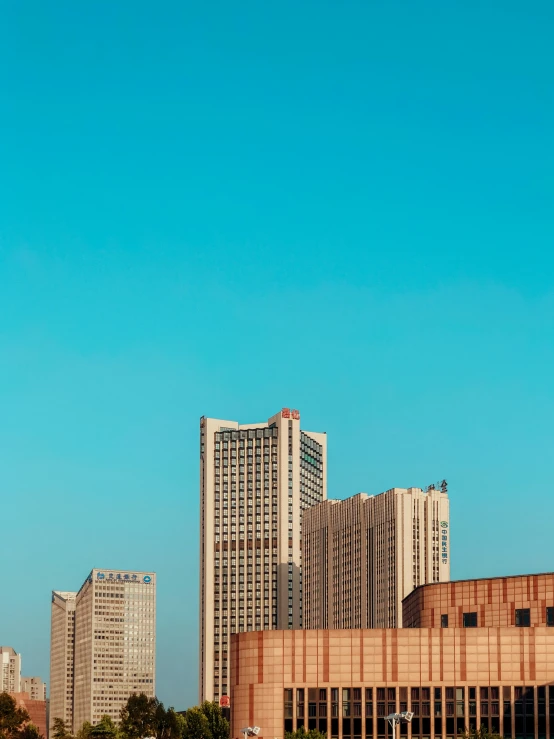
[199,408,327,702]
[50,569,156,732]
[0,647,21,693]
[50,591,76,732]
[303,485,450,629]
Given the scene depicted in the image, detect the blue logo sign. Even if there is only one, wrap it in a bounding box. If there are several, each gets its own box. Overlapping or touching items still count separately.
[97,573,105,580]
[143,575,152,584]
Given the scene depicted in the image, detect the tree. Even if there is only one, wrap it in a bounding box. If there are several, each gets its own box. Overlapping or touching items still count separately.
[75,723,92,739]
[18,726,43,739]
[120,694,157,739]
[183,707,210,739]
[0,693,30,739]
[153,706,184,739]
[52,719,73,739]
[198,703,228,739]
[458,728,502,739]
[285,728,327,739]
[89,717,119,739]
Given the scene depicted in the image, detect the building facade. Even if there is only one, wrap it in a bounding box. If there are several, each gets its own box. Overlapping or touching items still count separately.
[50,569,156,732]
[230,580,554,739]
[199,409,327,702]
[403,572,554,629]
[50,591,76,732]
[10,693,47,738]
[0,647,21,693]
[303,486,450,629]
[21,677,47,702]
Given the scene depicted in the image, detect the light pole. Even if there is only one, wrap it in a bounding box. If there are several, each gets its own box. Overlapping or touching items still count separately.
[385,712,414,739]
[240,726,261,739]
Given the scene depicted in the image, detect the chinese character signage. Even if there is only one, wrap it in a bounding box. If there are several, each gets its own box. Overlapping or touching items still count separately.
[291,409,300,420]
[281,408,291,418]
[96,572,152,583]
[440,521,448,564]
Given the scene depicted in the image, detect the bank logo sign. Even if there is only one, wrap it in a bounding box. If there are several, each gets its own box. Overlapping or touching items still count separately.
[96,572,153,583]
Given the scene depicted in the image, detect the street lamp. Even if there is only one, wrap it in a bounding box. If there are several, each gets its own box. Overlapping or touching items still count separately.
[385,712,414,739]
[241,727,261,739]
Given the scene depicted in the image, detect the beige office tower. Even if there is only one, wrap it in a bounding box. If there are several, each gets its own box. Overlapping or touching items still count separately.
[303,484,450,629]
[50,591,76,731]
[50,569,156,732]
[0,647,21,692]
[21,676,47,701]
[199,408,327,702]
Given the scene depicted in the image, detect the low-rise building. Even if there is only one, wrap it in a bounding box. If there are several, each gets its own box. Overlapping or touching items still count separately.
[230,572,554,739]
[10,693,47,738]
[402,572,554,628]
[21,677,47,702]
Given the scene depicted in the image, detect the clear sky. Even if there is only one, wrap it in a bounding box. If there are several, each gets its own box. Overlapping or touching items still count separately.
[1,0,553,712]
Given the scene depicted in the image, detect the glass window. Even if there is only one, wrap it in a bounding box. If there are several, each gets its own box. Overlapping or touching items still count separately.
[462,612,478,627]
[515,608,530,627]
[441,614,449,628]
[547,607,554,626]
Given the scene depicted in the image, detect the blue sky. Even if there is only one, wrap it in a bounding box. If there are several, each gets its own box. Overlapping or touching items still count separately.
[1,0,553,711]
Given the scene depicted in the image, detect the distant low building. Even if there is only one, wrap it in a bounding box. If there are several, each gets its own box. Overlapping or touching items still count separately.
[21,677,47,702]
[10,692,47,739]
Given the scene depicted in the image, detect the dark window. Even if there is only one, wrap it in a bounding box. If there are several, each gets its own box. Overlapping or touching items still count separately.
[441,614,449,628]
[516,608,530,626]
[547,607,554,626]
[463,612,478,627]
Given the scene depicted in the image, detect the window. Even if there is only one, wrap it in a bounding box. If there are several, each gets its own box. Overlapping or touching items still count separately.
[515,608,530,627]
[462,612,477,627]
[441,614,448,628]
[547,607,554,626]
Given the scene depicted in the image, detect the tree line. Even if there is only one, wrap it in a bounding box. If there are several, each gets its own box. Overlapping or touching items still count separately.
[52,694,229,739]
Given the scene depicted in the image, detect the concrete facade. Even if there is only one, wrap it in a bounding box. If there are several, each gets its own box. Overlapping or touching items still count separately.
[303,487,450,629]
[50,569,156,732]
[50,591,76,732]
[199,409,327,702]
[230,614,554,739]
[0,647,21,693]
[21,677,47,702]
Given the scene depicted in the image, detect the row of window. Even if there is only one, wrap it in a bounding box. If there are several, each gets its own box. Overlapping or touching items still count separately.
[439,608,554,628]
[285,686,554,738]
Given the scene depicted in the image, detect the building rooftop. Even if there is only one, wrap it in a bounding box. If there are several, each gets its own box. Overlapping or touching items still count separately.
[404,571,554,599]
